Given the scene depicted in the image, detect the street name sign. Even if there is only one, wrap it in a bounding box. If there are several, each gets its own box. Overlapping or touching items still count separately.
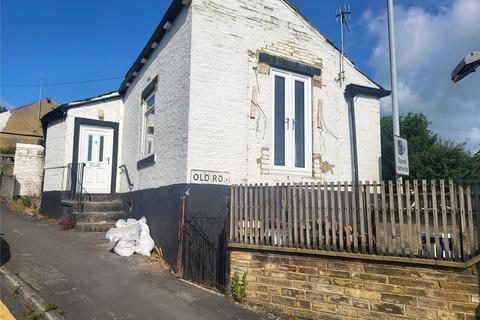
[394,136,409,176]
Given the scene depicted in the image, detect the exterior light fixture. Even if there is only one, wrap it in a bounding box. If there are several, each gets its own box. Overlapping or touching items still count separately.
[452,51,480,83]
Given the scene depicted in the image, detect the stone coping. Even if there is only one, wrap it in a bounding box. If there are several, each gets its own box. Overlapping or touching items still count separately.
[229,243,480,269]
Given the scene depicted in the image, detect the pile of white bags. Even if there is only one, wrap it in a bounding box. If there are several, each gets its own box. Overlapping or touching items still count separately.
[105,217,155,257]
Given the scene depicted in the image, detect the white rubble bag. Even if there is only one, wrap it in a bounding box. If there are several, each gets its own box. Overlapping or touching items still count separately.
[135,217,155,256]
[105,217,155,257]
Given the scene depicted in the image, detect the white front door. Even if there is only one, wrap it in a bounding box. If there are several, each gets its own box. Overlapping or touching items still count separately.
[78,125,114,194]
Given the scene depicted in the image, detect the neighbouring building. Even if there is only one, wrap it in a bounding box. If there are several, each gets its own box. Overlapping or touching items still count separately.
[0,98,59,150]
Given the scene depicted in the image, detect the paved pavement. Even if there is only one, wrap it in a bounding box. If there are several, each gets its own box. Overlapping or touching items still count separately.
[0,203,263,320]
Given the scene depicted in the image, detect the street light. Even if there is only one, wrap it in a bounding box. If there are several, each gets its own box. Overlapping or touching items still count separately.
[451,51,480,83]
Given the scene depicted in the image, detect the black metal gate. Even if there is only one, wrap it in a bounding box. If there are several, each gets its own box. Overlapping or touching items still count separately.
[183,212,227,291]
[178,188,229,292]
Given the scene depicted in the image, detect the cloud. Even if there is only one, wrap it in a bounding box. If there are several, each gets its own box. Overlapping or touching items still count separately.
[364,0,480,152]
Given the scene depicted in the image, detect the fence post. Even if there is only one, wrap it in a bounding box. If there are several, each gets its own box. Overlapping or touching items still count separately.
[422,179,431,258]
[405,180,413,257]
[466,185,474,259]
[459,184,467,261]
[440,180,449,259]
[229,185,235,242]
[176,196,186,278]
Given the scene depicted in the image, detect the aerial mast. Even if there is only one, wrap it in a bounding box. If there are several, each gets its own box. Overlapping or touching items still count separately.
[336,5,351,84]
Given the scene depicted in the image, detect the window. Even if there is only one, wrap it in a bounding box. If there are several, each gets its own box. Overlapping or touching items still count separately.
[87,135,93,162]
[99,136,104,162]
[271,69,312,173]
[141,89,155,157]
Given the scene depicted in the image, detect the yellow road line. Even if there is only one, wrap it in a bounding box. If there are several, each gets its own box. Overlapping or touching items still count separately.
[0,300,15,320]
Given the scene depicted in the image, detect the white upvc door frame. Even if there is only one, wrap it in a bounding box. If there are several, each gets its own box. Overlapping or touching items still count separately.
[270,68,312,175]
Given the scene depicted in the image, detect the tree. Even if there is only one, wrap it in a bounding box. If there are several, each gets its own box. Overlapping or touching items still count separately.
[381,112,480,180]
[0,106,7,113]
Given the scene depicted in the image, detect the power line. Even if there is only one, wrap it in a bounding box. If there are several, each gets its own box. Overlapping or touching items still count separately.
[0,76,123,87]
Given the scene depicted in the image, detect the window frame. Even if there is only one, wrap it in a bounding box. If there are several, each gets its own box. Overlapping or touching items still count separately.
[270,68,312,175]
[140,89,156,158]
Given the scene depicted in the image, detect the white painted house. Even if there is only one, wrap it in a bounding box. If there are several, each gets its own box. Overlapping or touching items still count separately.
[41,0,389,217]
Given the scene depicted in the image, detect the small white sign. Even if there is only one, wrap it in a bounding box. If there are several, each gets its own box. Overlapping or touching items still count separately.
[190,170,230,185]
[394,136,410,176]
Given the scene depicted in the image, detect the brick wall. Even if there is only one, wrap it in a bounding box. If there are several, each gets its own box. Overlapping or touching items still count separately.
[230,249,480,320]
[13,143,45,196]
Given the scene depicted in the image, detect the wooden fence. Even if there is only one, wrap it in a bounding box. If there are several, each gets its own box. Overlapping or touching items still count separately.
[229,180,480,262]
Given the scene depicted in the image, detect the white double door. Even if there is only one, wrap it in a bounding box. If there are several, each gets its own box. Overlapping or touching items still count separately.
[78,125,114,194]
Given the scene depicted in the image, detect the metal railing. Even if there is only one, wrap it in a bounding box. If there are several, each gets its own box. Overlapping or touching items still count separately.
[66,163,89,212]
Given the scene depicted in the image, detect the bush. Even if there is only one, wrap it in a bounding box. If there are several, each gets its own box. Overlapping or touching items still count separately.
[231,271,248,302]
[0,146,15,155]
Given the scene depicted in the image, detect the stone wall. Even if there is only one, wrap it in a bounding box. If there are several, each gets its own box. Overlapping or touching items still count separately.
[230,248,480,320]
[13,143,45,196]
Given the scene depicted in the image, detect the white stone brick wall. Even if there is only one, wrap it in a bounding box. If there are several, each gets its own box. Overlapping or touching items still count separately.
[120,5,192,192]
[43,97,124,192]
[187,0,383,185]
[13,143,45,196]
[43,119,67,191]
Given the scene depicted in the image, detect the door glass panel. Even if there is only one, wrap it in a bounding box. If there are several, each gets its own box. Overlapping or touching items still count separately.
[87,135,93,162]
[294,80,305,168]
[274,75,286,166]
[99,136,104,162]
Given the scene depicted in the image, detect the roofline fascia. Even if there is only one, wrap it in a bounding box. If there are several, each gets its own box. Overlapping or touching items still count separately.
[344,83,391,99]
[41,92,122,131]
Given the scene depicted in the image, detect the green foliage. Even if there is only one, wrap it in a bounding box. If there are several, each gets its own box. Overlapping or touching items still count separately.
[44,304,58,313]
[11,285,20,298]
[0,106,7,113]
[231,271,248,302]
[22,196,33,208]
[0,146,16,155]
[24,303,58,320]
[381,112,480,180]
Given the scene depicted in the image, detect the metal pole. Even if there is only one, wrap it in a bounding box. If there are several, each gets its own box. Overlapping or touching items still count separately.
[340,11,344,81]
[387,0,400,137]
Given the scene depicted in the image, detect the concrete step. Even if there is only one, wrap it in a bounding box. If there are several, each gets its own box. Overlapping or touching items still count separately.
[81,201,123,212]
[72,211,125,223]
[75,221,116,232]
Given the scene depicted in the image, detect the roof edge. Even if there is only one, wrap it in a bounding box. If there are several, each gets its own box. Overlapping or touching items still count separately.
[281,0,385,90]
[41,91,121,131]
[119,0,188,95]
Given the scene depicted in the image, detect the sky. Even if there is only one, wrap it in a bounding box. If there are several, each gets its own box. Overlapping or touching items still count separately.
[1,0,479,151]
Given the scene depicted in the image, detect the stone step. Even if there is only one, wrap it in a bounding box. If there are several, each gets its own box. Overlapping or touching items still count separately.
[81,201,123,212]
[75,221,116,232]
[87,193,123,202]
[72,211,125,223]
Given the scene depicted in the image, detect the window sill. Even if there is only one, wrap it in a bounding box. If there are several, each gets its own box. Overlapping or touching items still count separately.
[269,167,313,177]
[137,154,155,170]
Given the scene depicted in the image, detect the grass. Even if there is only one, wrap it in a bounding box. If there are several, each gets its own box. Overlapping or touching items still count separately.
[23,303,59,320]
[11,285,20,299]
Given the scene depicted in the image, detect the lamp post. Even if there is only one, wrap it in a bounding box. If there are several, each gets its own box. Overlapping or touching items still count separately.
[387,0,400,138]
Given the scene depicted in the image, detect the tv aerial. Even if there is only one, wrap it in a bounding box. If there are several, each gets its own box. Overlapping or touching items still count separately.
[336,5,351,84]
